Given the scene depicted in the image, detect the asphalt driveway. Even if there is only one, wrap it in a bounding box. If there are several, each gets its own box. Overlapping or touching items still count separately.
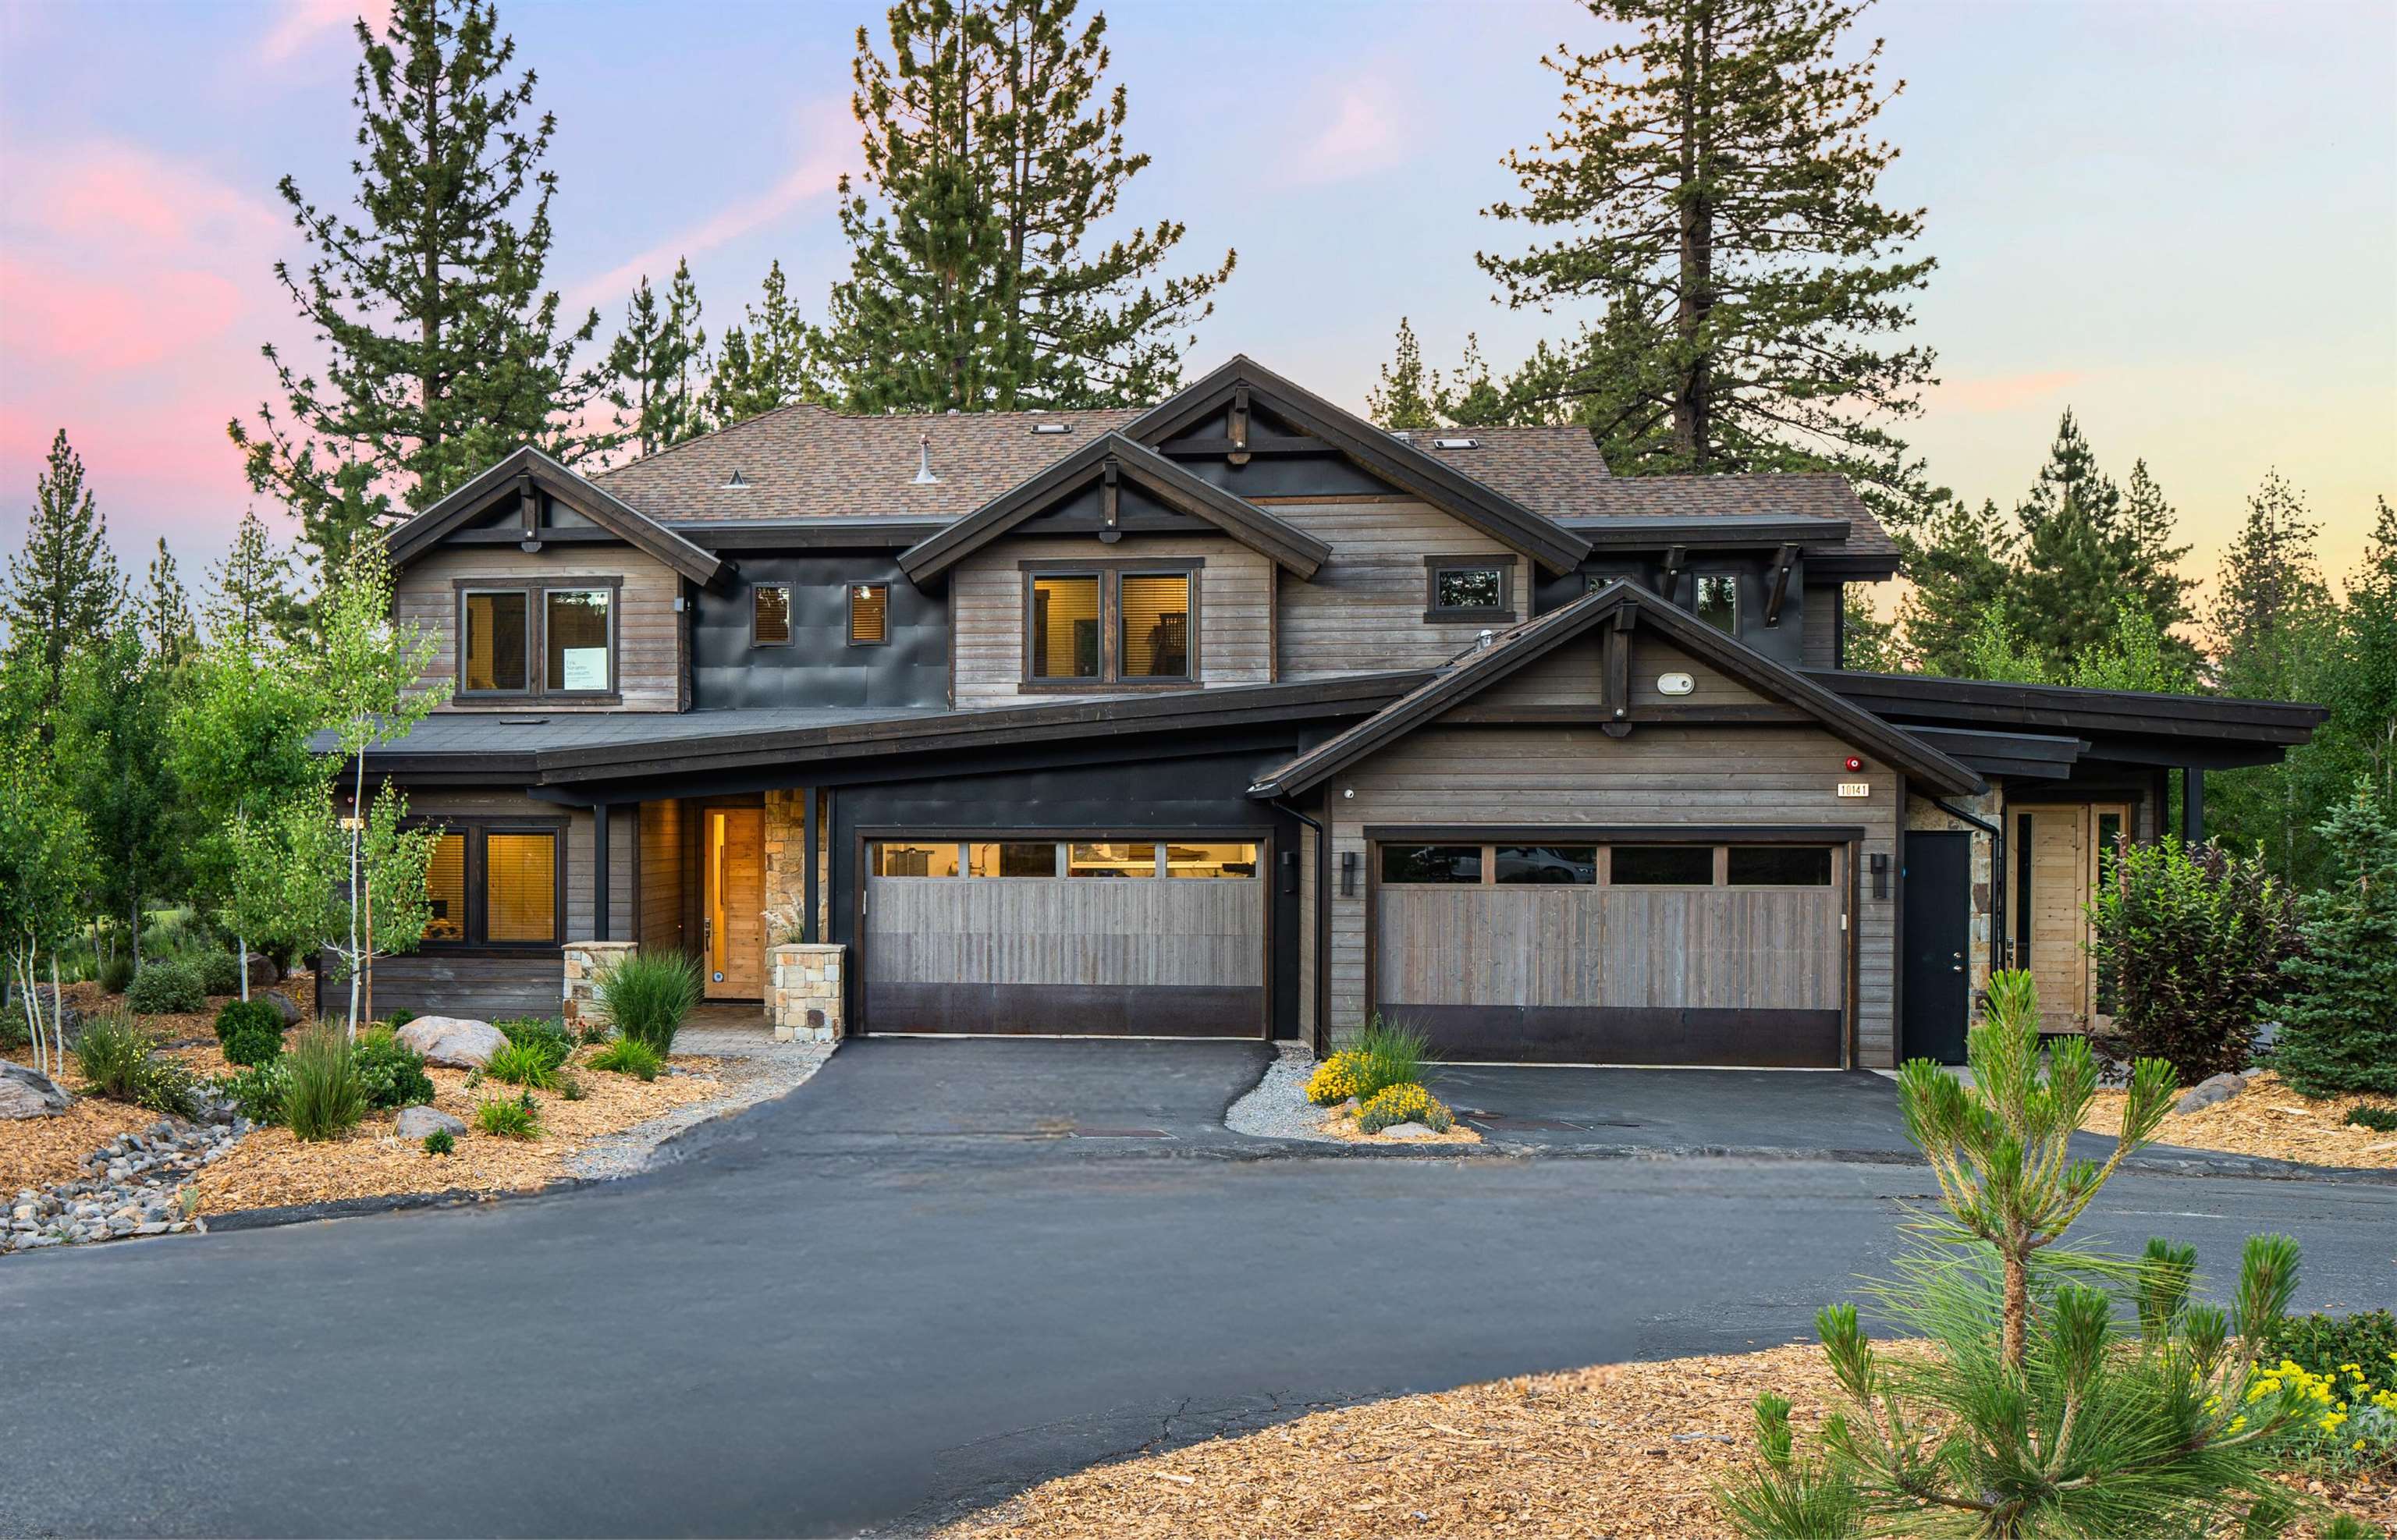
[1433,1064,1918,1154]
[4,1038,2393,1539]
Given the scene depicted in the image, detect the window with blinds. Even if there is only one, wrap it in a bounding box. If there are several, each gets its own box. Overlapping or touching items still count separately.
[1031,573,1100,678]
[753,584,791,646]
[1118,573,1190,678]
[463,591,529,692]
[848,583,889,645]
[423,832,467,940]
[485,832,557,942]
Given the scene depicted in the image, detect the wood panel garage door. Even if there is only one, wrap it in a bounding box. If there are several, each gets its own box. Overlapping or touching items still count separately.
[862,836,1268,1038]
[1372,839,1847,1066]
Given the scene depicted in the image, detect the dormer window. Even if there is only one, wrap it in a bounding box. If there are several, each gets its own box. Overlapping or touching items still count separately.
[1024,562,1200,687]
[1423,555,1514,623]
[456,580,619,701]
[1694,574,1738,634]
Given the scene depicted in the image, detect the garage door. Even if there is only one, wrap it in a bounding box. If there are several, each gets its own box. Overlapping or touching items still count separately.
[1373,839,1846,1066]
[862,837,1267,1037]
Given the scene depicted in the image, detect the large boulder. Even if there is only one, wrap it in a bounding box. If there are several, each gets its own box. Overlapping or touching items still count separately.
[395,1105,468,1140]
[0,1059,73,1120]
[2175,1071,2250,1116]
[396,1016,508,1069]
[259,989,304,1027]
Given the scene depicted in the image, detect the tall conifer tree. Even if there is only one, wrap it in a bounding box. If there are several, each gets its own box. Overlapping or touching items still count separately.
[231,0,606,584]
[703,261,819,428]
[138,539,195,666]
[811,0,1234,412]
[605,258,709,456]
[2009,412,2191,664]
[1895,495,2017,675]
[1,429,119,722]
[1366,319,1444,431]
[1477,0,1934,509]
[204,509,294,648]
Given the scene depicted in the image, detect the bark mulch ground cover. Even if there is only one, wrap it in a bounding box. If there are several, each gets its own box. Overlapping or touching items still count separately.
[1316,1104,1483,1147]
[175,1039,727,1214]
[940,1341,2397,1540]
[2087,1072,2397,1170]
[0,1080,158,1191]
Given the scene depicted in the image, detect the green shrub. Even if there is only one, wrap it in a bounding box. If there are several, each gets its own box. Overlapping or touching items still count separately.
[421,1129,454,1156]
[219,1017,283,1068]
[485,1040,561,1090]
[214,997,283,1046]
[385,1008,415,1027]
[473,1091,540,1138]
[555,1071,587,1102]
[589,1037,662,1082]
[98,952,134,994]
[598,951,701,1054]
[125,957,207,1015]
[2088,838,2305,1080]
[1349,1017,1433,1100]
[352,1028,435,1109]
[73,1013,199,1117]
[283,1024,368,1141]
[495,1016,572,1071]
[2276,793,2397,1098]
[214,1060,290,1124]
[2260,1309,2397,1388]
[192,947,240,997]
[2342,1104,2397,1132]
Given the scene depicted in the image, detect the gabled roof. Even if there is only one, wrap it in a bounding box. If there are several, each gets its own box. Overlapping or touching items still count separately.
[1248,580,1983,799]
[1128,355,1593,574]
[385,446,726,586]
[897,432,1332,582]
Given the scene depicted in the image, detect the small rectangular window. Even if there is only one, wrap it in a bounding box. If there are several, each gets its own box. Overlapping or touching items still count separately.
[1496,845,1598,885]
[966,841,1056,878]
[848,583,889,646]
[1164,842,1256,878]
[423,832,467,941]
[875,842,961,878]
[1694,574,1738,634]
[545,587,613,692]
[1032,574,1101,679]
[484,832,557,942]
[753,584,791,646]
[1427,559,1507,616]
[1727,846,1833,885]
[1067,841,1156,878]
[463,591,529,692]
[1380,844,1483,884]
[1610,845,1715,885]
[1119,573,1191,678]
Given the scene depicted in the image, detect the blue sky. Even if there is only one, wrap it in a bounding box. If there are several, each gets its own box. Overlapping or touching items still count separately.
[2,0,2391,606]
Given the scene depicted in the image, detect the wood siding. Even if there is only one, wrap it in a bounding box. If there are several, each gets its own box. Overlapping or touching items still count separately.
[638,799,685,954]
[364,953,563,1022]
[949,534,1273,707]
[394,545,684,711]
[1803,584,1842,669]
[1264,499,1529,676]
[865,876,1263,988]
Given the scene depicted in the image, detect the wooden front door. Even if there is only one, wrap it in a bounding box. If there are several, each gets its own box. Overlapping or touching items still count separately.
[2012,803,2128,1034]
[705,807,765,999]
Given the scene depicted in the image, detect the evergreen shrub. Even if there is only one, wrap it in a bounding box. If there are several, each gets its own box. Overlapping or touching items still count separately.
[2088,839,2303,1081]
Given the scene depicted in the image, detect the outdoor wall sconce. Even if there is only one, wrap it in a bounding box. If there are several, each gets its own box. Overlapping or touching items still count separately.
[1341,850,1359,897]
[1870,852,1889,900]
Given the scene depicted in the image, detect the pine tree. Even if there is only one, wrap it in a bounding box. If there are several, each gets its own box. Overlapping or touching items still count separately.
[1895,496,2016,674]
[2274,790,2397,1098]
[811,0,1234,412]
[701,260,819,428]
[204,509,294,648]
[1477,0,1934,507]
[605,258,709,457]
[229,0,607,584]
[1,429,121,721]
[1366,318,1444,430]
[2009,412,2192,665]
[139,539,194,665]
[2317,498,2397,812]
[1838,588,1900,672]
[53,626,190,967]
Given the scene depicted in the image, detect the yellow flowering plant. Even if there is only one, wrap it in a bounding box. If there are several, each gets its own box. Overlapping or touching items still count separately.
[1305,1052,1363,1108]
[1355,1080,1454,1134]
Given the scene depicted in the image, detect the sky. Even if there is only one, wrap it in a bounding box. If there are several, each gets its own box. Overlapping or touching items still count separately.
[2,0,2392,619]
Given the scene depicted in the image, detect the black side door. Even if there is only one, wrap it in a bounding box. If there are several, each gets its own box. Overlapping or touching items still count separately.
[1902,831,1971,1064]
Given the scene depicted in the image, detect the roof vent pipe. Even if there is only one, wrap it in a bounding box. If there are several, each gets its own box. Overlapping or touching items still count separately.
[912,432,941,485]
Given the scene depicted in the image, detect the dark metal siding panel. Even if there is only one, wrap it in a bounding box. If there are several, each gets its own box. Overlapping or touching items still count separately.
[689,555,950,710]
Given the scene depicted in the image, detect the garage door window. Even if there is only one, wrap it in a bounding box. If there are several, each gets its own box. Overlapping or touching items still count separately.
[1164,842,1257,878]
[1609,846,1717,885]
[1495,845,1597,885]
[1380,844,1483,884]
[875,842,962,878]
[1069,842,1157,878]
[1727,846,1833,885]
[967,841,1057,877]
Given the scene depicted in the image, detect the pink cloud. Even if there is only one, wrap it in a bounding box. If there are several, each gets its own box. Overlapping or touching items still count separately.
[1,257,246,373]
[258,0,391,67]
[1283,80,1408,186]
[1933,370,2085,413]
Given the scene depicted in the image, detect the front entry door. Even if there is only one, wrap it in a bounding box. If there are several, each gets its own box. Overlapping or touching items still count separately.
[1902,830,1971,1064]
[705,807,764,999]
[2012,802,2129,1033]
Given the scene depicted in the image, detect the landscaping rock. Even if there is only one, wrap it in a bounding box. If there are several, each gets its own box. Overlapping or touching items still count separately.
[244,954,280,989]
[1378,1121,1439,1140]
[260,989,304,1027]
[0,1060,73,1119]
[397,1015,507,1068]
[6,1116,238,1251]
[2175,1071,2251,1115]
[395,1105,468,1140]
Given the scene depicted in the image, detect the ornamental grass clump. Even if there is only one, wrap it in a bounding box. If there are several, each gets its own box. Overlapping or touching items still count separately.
[495,1016,574,1070]
[73,1011,197,1118]
[283,1023,368,1141]
[1355,1080,1454,1134]
[597,950,701,1055]
[484,1039,562,1091]
[589,1037,662,1082]
[473,1090,540,1139]
[1719,969,2347,1538]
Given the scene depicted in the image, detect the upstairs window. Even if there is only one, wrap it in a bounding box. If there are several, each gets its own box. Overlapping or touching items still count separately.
[1693,574,1738,634]
[1424,556,1512,621]
[1024,563,1202,686]
[1030,573,1102,679]
[1118,573,1190,678]
[752,584,791,647]
[463,591,530,693]
[848,583,890,646]
[545,588,613,693]
[459,582,616,699]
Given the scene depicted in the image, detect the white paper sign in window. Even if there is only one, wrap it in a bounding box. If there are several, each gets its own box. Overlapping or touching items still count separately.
[559,647,608,690]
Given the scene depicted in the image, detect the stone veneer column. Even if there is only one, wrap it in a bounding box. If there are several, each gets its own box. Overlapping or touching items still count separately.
[563,939,638,1028]
[767,943,846,1042]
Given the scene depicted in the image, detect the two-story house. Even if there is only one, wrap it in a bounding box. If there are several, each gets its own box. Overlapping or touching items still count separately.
[350,355,2322,1067]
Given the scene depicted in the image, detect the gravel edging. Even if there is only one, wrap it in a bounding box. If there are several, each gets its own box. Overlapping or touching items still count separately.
[566,1035,835,1181]
[1223,1044,1342,1144]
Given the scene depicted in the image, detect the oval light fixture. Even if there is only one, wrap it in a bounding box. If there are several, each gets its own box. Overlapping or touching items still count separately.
[1657,672,1695,697]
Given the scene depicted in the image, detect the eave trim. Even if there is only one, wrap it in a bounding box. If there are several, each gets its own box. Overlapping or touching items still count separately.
[384,446,727,587]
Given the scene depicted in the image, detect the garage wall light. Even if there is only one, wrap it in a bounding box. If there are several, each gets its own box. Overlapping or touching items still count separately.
[1341,850,1359,897]
[1870,852,1889,900]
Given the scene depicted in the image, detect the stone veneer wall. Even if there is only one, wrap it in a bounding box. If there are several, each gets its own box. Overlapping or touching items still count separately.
[562,939,637,1028]
[1905,788,2002,1001]
[769,944,846,1041]
[762,788,833,943]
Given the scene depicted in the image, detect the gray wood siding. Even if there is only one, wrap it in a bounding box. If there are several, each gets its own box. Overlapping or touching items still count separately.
[1803,584,1843,669]
[366,953,563,1022]
[638,799,686,954]
[1264,499,1528,677]
[1467,635,1763,714]
[1326,724,1900,1066]
[864,876,1262,987]
[1376,886,1841,1010]
[394,545,684,712]
[949,534,1273,707]
[565,806,635,942]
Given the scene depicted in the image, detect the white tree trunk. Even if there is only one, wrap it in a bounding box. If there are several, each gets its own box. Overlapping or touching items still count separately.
[346,741,366,1038]
[48,950,64,1075]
